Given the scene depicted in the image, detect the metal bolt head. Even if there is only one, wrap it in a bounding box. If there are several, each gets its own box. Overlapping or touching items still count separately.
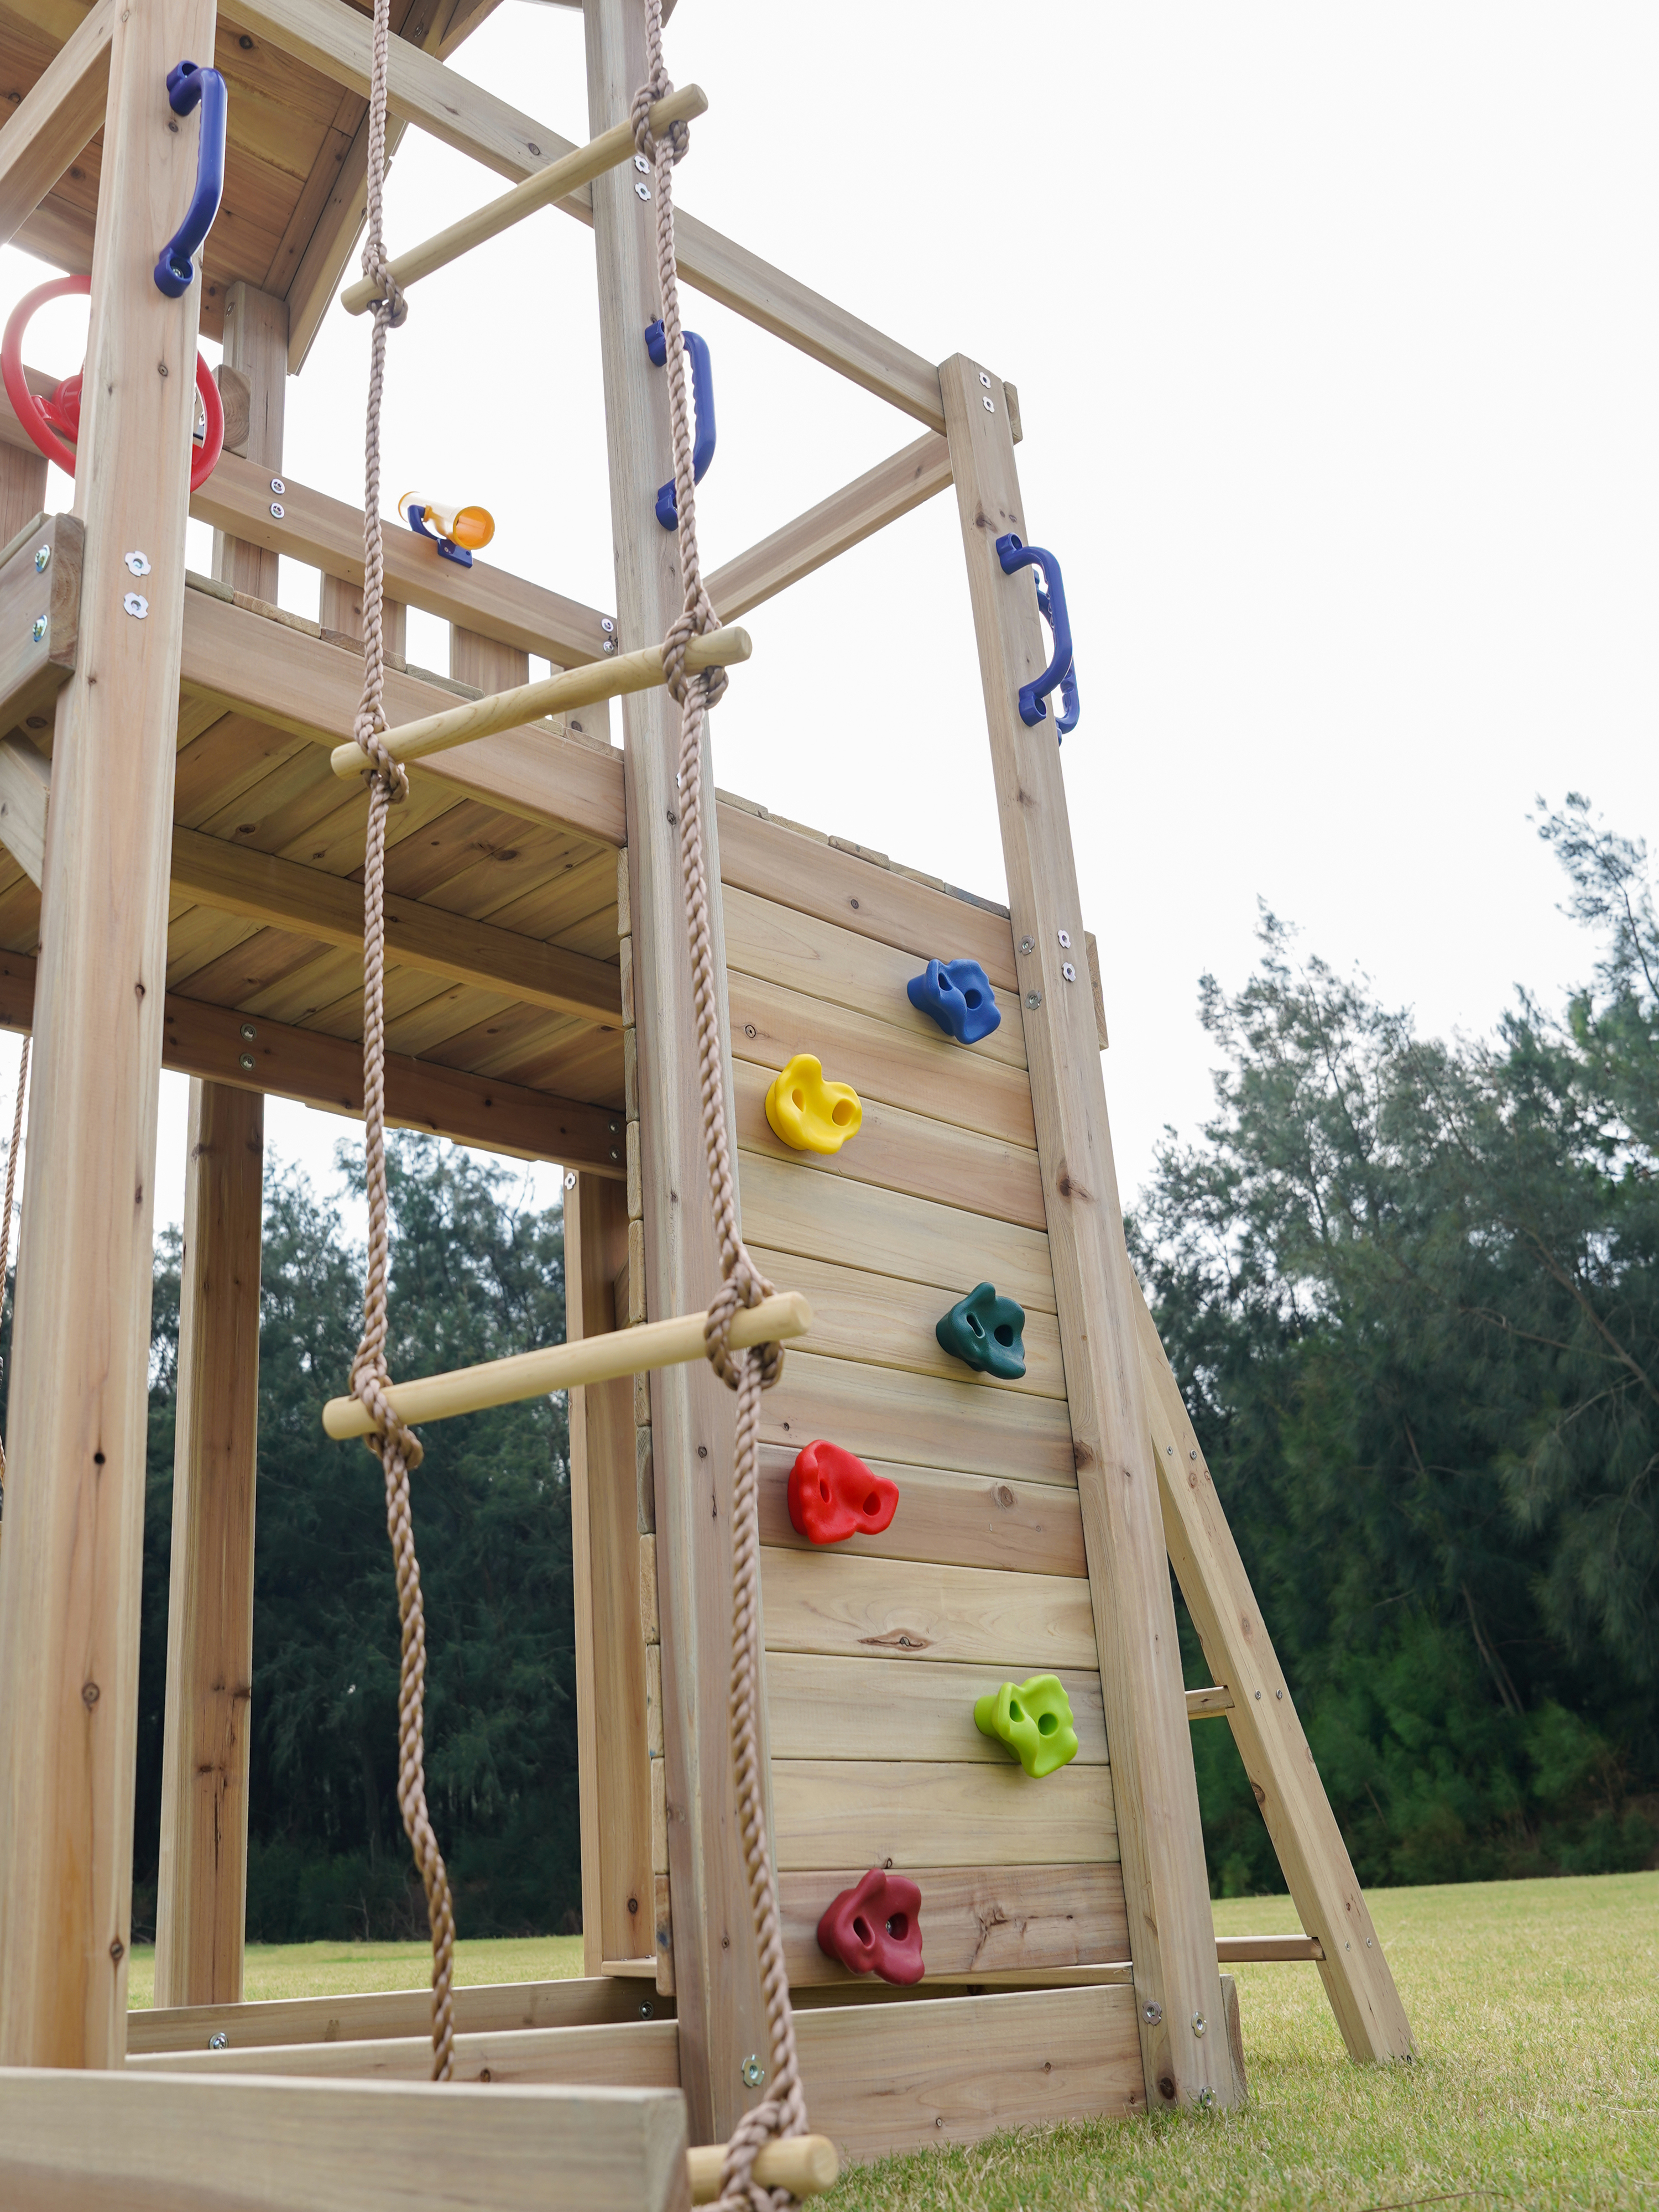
[1192,2012,1207,2038]
[983,395,995,413]
[633,153,650,174]
[602,617,615,634]
[1025,990,1041,1010]
[239,1022,257,1041]
[238,1052,254,1071]
[564,1171,577,1190]
[1019,935,1035,954]
[123,592,148,619]
[30,616,46,644]
[208,2031,228,2050]
[270,478,285,495]
[1198,2085,1216,2110]
[634,179,651,202]
[124,549,150,577]
[1057,927,1071,949]
[1142,2000,1162,2025]
[603,638,617,653]
[639,2001,653,2018]
[33,544,49,572]
[1062,962,1077,983]
[979,371,992,388]
[740,2054,765,2089]
[270,502,285,519]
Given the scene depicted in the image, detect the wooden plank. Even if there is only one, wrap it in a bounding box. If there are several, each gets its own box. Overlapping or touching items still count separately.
[0,0,216,2069]
[1217,1934,1323,1963]
[319,568,406,660]
[450,625,529,696]
[127,2016,682,2086]
[761,1347,1077,1488]
[779,1864,1126,1987]
[210,285,286,602]
[733,1057,1045,1232]
[761,1548,1097,1671]
[0,510,83,735]
[731,971,1036,1150]
[0,436,47,549]
[767,1652,1107,1765]
[1185,1684,1234,1718]
[0,2069,692,2212]
[739,1150,1057,1316]
[795,1985,1143,2156]
[0,0,111,249]
[724,883,1026,1069]
[169,824,622,1023]
[773,1759,1118,1873]
[718,801,1016,991]
[758,1448,1087,1578]
[153,1082,263,2009]
[0,733,50,886]
[706,433,951,621]
[194,451,612,667]
[179,587,625,842]
[942,354,1229,2112]
[1136,1285,1415,2063]
[127,1973,670,2054]
[747,1246,1066,1400]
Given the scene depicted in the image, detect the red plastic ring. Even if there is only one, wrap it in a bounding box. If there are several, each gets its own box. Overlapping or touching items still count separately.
[2,273,225,491]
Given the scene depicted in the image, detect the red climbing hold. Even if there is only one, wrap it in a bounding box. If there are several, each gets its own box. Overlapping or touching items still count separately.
[787,1440,899,1546]
[816,1868,925,1985]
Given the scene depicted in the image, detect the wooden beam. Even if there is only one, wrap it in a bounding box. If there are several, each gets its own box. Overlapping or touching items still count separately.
[124,2016,682,2084]
[129,1973,669,2054]
[169,824,622,1025]
[0,947,627,1174]
[0,2069,693,2212]
[0,0,113,251]
[1185,1683,1234,1719]
[706,433,951,622]
[0,734,50,886]
[1136,1285,1416,2062]
[586,0,770,2143]
[210,285,287,601]
[178,586,626,845]
[0,0,217,2070]
[0,437,48,549]
[1215,1934,1324,1963]
[217,0,946,426]
[0,510,83,737]
[153,1079,263,2008]
[940,354,1232,2114]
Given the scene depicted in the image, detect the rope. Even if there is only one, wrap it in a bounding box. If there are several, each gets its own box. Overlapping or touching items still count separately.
[347,0,455,2085]
[0,1034,27,1492]
[633,7,807,2201]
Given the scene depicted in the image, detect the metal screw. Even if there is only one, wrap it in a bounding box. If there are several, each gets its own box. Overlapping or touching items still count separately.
[1142,2000,1162,2025]
[241,1022,257,1040]
[1062,962,1077,983]
[1191,1450,1197,1459]
[270,478,285,495]
[270,502,285,519]
[983,396,994,413]
[1198,2085,1216,2110]
[1255,1689,1262,1700]
[30,616,46,644]
[1192,2013,1207,2038]
[602,617,615,633]
[1276,1689,1284,1699]
[238,1052,254,1071]
[639,2001,653,2018]
[603,638,617,653]
[979,371,992,388]
[565,1171,577,1189]
[1057,928,1071,948]
[1366,1937,1374,1948]
[208,2031,228,2050]
[634,180,651,202]
[123,592,148,619]
[1025,990,1041,1010]
[633,153,650,174]
[33,544,49,572]
[741,2054,765,2089]
[124,550,151,577]
[1019,935,1035,954]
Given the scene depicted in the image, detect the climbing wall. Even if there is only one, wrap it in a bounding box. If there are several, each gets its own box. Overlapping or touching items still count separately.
[716,800,1128,1993]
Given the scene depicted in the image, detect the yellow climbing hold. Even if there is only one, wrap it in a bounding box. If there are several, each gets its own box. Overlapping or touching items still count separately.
[765,1053,863,1155]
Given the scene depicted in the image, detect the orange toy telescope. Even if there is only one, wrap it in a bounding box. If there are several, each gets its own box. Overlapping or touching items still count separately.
[398,490,494,568]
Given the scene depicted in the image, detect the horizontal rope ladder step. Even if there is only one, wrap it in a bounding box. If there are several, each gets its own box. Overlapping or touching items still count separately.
[327,625,750,779]
[322,1289,812,1438]
[340,87,708,317]
[688,2133,838,2204]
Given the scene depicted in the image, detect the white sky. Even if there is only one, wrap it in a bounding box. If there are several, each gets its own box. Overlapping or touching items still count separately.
[1,1,1654,1241]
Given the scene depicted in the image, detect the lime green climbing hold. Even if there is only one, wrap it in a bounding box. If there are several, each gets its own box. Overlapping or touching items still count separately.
[974,1674,1078,1779]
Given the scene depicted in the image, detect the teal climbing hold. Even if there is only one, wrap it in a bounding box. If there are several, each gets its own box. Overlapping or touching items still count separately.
[974,1674,1078,1779]
[935,1281,1026,1380]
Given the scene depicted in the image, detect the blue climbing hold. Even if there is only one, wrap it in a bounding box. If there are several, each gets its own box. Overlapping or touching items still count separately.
[907,959,1001,1046]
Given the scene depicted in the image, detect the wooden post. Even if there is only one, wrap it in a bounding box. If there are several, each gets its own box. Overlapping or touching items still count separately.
[0,442,48,548]
[211,284,287,602]
[153,1079,264,2008]
[450,625,528,696]
[0,0,218,2070]
[940,353,1233,2112]
[586,0,770,2141]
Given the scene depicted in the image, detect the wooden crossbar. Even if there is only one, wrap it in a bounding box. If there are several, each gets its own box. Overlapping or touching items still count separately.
[688,2135,838,2203]
[340,87,708,316]
[321,1291,813,1438]
[327,628,751,779]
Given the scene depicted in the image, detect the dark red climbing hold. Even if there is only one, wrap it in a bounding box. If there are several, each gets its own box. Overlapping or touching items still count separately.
[787,1439,899,1546]
[816,1867,925,1985]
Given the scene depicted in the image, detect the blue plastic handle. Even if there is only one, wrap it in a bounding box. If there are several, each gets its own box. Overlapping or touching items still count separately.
[154,61,227,298]
[405,502,473,568]
[996,533,1079,739]
[645,319,716,530]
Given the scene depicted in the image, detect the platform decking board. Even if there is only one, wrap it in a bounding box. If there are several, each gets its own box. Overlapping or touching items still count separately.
[780,1864,1126,1989]
[761,1348,1076,1487]
[164,909,263,992]
[724,884,1027,1072]
[431,1003,592,1083]
[758,1450,1087,1578]
[168,923,342,1013]
[739,1151,1058,1313]
[484,1022,624,1103]
[173,714,310,826]
[767,1653,1107,1765]
[731,972,1036,1151]
[747,1247,1065,1400]
[761,1548,1097,1671]
[773,1759,1117,1871]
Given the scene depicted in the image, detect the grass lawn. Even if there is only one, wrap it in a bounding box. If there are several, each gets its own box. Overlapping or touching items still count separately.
[128,1872,1657,2208]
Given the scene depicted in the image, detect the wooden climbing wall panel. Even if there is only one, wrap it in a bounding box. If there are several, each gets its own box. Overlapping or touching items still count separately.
[719,818,1131,1992]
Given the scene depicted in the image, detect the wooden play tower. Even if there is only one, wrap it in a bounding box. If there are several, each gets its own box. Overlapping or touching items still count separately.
[0,0,1413,2202]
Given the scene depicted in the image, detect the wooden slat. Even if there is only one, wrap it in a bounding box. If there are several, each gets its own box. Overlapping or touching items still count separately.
[761,1348,1077,1488]
[211,285,286,601]
[127,2016,682,2086]
[718,802,1016,990]
[739,1151,1057,1317]
[0,735,50,887]
[761,1548,1096,1671]
[724,883,1026,1069]
[795,1986,1143,2158]
[731,971,1036,1150]
[758,1449,1087,1578]
[707,433,951,620]
[1185,1684,1234,1719]
[0,2068,691,2212]
[179,588,626,844]
[1217,1934,1323,1963]
[767,1653,1107,1764]
[127,1974,669,2054]
[773,1760,1117,1871]
[779,1864,1127,1987]
[0,0,111,249]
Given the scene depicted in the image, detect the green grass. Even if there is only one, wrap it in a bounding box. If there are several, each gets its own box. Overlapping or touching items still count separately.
[127,1875,1658,2208]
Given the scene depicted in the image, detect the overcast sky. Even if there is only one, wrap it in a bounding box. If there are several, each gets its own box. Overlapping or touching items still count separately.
[1,1,1654,1243]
